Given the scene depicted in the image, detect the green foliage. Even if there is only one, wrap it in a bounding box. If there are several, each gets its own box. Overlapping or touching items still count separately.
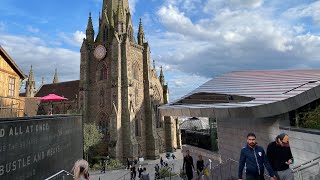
[300,105,320,129]
[159,167,177,178]
[106,159,123,169]
[83,123,103,154]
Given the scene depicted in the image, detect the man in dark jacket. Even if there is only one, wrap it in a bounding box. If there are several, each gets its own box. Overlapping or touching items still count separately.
[183,150,194,180]
[238,133,277,180]
[267,133,294,180]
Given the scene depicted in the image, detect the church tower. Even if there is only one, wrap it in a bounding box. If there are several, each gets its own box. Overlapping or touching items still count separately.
[25,65,36,97]
[79,0,175,161]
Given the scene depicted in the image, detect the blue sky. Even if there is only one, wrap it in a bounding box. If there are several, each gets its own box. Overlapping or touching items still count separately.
[0,0,320,101]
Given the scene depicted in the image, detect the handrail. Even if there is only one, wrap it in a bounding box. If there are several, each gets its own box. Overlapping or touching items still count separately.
[292,156,320,172]
[44,170,73,180]
[213,158,271,178]
[115,171,131,180]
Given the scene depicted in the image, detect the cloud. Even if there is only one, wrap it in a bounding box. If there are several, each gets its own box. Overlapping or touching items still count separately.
[58,30,85,47]
[283,1,320,25]
[0,34,80,89]
[0,22,6,32]
[27,25,40,33]
[152,2,320,81]
[128,0,138,14]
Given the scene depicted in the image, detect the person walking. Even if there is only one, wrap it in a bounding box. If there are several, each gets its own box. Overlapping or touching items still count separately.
[183,150,194,180]
[130,165,137,179]
[267,133,294,180]
[127,158,131,170]
[138,165,143,178]
[160,157,164,167]
[101,160,106,173]
[72,159,91,180]
[140,167,150,180]
[238,133,277,180]
[196,155,204,176]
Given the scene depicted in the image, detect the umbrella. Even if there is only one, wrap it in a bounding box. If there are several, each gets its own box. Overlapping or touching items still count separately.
[38,94,68,102]
[38,94,68,115]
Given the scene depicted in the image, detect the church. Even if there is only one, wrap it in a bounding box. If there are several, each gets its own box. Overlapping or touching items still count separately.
[79,0,178,160]
[21,0,179,161]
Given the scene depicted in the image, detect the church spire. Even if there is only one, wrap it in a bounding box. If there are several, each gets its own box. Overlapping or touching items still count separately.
[41,76,45,85]
[86,12,95,42]
[138,18,145,45]
[117,0,124,23]
[53,68,59,84]
[159,66,165,86]
[28,65,34,82]
[153,60,156,70]
[25,65,36,97]
[115,0,126,34]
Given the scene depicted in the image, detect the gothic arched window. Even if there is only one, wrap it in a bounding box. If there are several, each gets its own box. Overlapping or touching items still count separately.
[98,113,108,137]
[100,66,108,80]
[132,63,139,80]
[103,26,108,42]
[97,63,108,82]
[135,88,139,106]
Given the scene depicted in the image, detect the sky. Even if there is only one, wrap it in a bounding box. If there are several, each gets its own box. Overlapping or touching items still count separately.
[0,0,320,101]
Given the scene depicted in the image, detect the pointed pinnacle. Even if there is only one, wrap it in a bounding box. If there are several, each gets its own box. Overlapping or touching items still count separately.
[28,65,34,81]
[138,17,144,33]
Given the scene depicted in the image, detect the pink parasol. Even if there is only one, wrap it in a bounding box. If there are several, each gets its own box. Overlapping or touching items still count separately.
[38,94,68,102]
[38,94,67,115]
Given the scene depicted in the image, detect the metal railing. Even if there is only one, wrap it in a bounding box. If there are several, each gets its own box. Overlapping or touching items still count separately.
[44,170,74,180]
[293,156,320,180]
[115,171,131,180]
[0,95,24,118]
[207,158,270,180]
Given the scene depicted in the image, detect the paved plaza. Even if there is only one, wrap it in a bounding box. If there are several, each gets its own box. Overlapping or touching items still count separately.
[90,150,184,180]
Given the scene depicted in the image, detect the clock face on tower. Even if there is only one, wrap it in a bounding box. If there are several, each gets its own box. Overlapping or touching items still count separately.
[94,45,107,60]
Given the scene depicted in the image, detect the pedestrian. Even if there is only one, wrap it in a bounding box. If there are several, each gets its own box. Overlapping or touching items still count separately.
[154,164,160,179]
[238,133,277,180]
[140,167,150,180]
[267,133,294,180]
[101,160,106,173]
[72,159,91,180]
[160,157,163,167]
[127,158,130,170]
[183,150,194,180]
[172,154,176,159]
[196,155,204,176]
[138,165,143,178]
[132,165,137,179]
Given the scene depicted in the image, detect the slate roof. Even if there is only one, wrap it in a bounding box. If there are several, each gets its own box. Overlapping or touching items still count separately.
[160,70,320,119]
[35,80,79,100]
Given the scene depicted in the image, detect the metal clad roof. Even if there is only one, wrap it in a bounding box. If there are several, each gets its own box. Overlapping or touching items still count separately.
[160,70,320,118]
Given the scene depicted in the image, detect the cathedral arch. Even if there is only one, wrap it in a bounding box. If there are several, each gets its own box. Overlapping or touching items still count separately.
[103,25,109,42]
[96,62,108,81]
[132,61,140,80]
[96,112,109,137]
[128,26,133,42]
[135,114,142,137]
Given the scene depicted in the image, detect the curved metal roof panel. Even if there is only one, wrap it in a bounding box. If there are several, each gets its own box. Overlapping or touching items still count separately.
[160,70,320,118]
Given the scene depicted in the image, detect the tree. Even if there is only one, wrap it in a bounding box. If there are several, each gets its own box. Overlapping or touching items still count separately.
[301,105,320,129]
[84,123,103,160]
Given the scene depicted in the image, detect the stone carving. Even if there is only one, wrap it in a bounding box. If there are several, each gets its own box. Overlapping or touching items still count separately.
[111,77,118,87]
[100,88,105,107]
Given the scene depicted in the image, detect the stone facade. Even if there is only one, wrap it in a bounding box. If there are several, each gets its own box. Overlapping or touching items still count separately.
[79,0,175,160]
